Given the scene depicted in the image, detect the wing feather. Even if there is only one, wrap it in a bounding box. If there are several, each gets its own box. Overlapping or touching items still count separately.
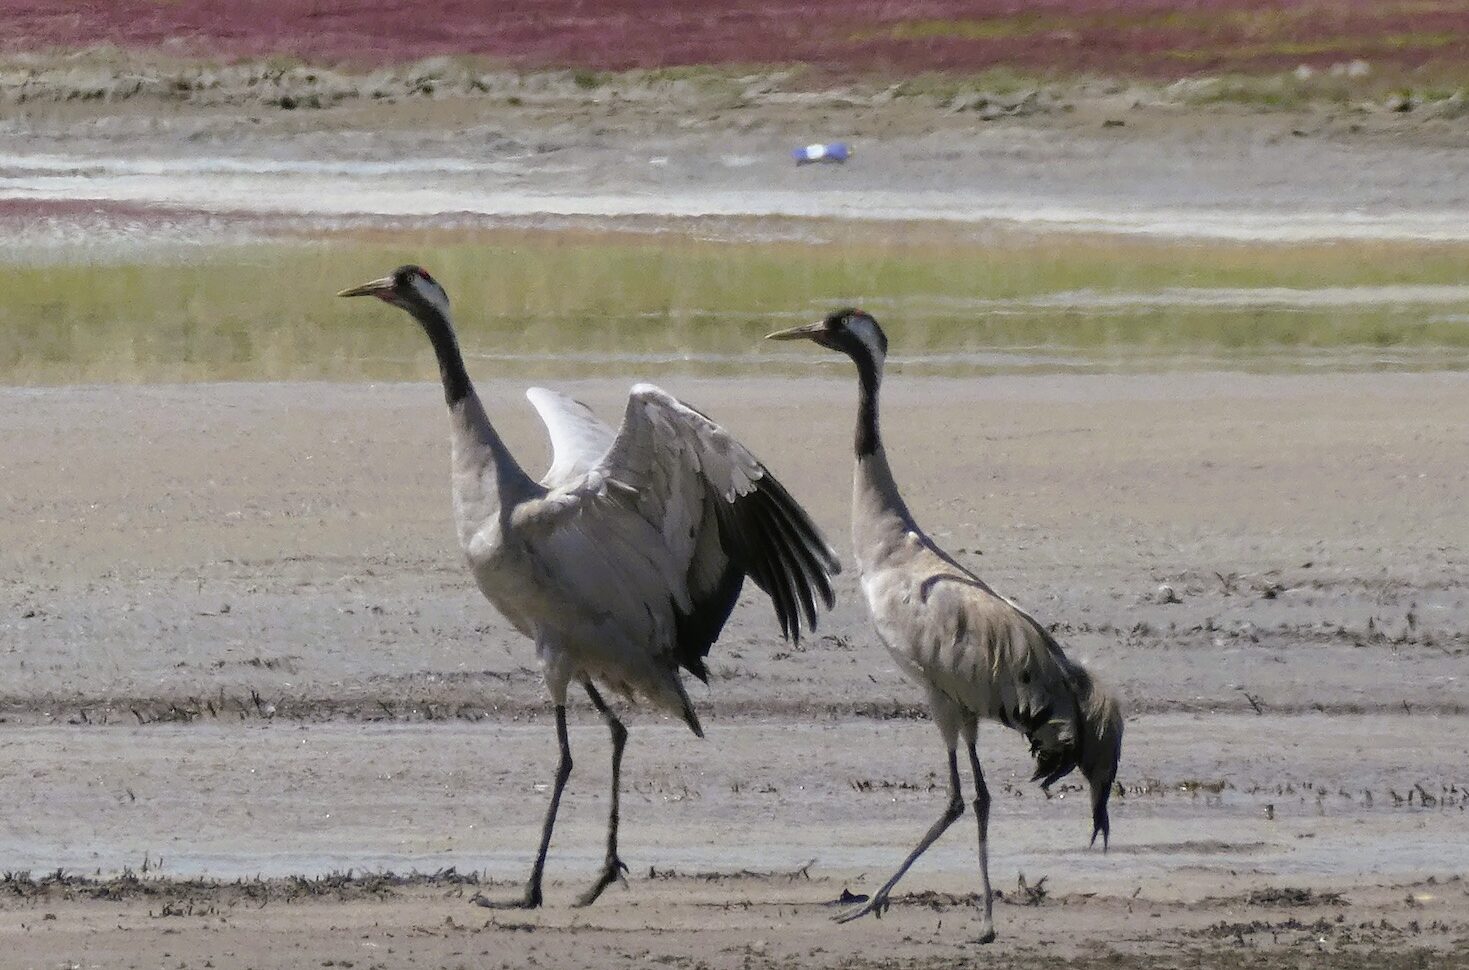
[721,494,799,639]
[614,385,840,652]
[518,382,840,681]
[732,487,812,634]
[525,387,617,488]
[747,473,836,619]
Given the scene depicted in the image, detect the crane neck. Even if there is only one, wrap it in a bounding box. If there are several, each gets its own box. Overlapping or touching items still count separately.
[411,302,473,408]
[853,346,883,458]
[850,348,920,564]
[406,301,537,519]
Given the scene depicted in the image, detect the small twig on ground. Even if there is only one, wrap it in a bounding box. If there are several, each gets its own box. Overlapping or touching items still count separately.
[1237,687,1265,715]
[1016,872,1048,906]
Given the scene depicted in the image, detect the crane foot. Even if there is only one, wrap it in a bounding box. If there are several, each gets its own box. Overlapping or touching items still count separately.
[572,855,629,908]
[470,885,543,910]
[835,891,891,923]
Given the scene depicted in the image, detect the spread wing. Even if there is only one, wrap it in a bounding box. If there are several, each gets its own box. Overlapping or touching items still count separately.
[519,382,841,682]
[525,387,618,487]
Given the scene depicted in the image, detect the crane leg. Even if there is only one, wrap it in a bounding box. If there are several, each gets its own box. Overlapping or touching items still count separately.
[473,704,572,909]
[574,681,630,907]
[836,748,964,923]
[965,739,998,944]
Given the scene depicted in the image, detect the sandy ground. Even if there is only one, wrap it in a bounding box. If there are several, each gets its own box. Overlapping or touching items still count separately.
[2,373,1467,967]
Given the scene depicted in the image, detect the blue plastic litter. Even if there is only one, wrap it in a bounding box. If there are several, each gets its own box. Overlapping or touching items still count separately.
[792,141,851,165]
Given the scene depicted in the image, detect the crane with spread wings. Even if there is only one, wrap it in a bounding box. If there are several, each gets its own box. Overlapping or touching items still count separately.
[339,266,841,908]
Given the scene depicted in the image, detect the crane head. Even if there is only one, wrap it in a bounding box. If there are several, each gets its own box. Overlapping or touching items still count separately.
[1025,662,1124,850]
[765,308,888,364]
[338,265,450,320]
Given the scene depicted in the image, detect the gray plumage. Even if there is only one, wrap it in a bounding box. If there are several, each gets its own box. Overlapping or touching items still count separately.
[768,309,1123,944]
[340,266,840,908]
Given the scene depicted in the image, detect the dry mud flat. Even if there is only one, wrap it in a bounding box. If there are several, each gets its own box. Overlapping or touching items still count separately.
[2,373,1468,966]
[0,870,1465,970]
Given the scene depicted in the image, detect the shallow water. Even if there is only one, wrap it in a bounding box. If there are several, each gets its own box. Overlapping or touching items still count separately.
[3,224,1469,384]
[1,717,1462,882]
[8,150,1469,243]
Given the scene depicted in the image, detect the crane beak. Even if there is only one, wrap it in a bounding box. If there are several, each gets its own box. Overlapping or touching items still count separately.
[764,321,826,342]
[337,276,397,300]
